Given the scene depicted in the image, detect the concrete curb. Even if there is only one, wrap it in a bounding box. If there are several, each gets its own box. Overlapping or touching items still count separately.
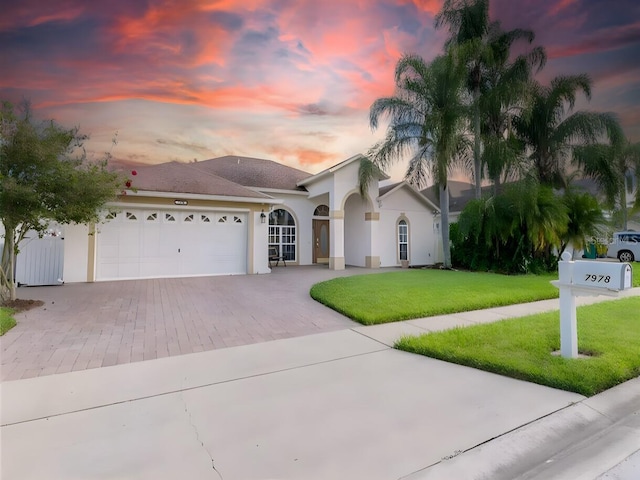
[402,376,640,480]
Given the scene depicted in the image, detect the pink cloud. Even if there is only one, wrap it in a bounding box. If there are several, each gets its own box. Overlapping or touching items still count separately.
[549,21,640,58]
[266,145,341,167]
[548,0,579,16]
[401,0,443,16]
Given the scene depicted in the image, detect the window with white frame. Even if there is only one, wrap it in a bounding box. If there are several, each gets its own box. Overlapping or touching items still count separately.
[313,204,329,217]
[398,219,408,261]
[269,209,296,261]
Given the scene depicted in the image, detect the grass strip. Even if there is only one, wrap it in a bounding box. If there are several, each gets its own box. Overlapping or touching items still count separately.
[311,270,559,325]
[396,297,640,396]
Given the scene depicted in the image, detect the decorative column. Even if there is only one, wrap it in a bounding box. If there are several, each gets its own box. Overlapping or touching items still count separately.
[364,211,380,268]
[329,209,345,270]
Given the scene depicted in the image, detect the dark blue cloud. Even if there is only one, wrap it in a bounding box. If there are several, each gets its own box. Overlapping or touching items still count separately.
[376,2,423,35]
[208,10,244,31]
[0,18,104,61]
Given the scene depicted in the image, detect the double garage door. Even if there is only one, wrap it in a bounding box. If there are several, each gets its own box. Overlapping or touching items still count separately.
[96,208,247,281]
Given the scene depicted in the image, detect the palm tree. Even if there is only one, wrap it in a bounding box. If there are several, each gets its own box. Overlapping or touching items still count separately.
[514,74,619,188]
[435,0,546,199]
[363,52,470,268]
[455,176,570,272]
[479,42,546,194]
[560,186,606,258]
[574,133,640,230]
[504,177,569,270]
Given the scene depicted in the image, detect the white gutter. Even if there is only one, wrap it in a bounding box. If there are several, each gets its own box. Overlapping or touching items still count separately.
[248,187,310,197]
[122,189,283,205]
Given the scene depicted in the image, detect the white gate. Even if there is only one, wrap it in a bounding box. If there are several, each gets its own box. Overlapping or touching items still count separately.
[15,229,65,286]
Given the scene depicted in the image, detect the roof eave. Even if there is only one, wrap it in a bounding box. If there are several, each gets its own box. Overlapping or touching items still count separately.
[297,154,390,187]
[122,189,283,205]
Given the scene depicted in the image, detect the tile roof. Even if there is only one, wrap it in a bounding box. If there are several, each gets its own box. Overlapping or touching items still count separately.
[378,182,402,196]
[127,162,270,199]
[421,180,480,212]
[193,155,312,191]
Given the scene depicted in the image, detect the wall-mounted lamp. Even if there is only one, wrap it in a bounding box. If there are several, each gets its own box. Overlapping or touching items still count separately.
[260,209,266,224]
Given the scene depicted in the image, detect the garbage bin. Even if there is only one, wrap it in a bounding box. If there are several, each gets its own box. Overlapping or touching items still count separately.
[582,243,597,259]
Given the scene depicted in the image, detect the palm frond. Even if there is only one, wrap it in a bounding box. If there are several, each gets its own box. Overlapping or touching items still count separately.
[357,157,383,198]
[548,74,592,113]
[553,111,618,146]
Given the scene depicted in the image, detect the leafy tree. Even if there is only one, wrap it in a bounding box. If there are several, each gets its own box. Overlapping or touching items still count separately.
[574,133,640,230]
[514,74,620,188]
[362,51,470,268]
[0,101,123,300]
[435,0,546,198]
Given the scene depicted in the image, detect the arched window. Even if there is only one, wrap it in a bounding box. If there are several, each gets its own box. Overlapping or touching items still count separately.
[313,204,329,217]
[269,209,296,261]
[398,219,408,261]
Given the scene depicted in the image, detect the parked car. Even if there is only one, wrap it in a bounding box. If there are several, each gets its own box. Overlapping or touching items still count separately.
[607,231,640,262]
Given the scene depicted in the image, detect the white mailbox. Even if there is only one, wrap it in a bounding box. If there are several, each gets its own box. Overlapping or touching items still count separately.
[552,253,633,358]
[571,260,632,291]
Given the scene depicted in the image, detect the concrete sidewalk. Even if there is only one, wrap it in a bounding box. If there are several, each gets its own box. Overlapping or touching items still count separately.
[1,290,638,479]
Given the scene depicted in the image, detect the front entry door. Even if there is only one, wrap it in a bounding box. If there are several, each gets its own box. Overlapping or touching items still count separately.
[312,219,330,264]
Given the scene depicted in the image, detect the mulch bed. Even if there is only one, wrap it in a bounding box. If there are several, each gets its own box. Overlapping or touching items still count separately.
[1,298,44,312]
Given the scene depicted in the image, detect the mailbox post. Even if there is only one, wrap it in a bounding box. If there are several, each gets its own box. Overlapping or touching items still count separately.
[552,252,632,358]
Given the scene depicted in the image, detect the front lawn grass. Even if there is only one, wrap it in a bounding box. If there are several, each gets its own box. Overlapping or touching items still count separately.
[0,307,17,335]
[396,297,640,396]
[310,270,559,325]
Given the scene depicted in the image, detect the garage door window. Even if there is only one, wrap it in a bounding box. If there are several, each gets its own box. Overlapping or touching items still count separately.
[269,209,296,261]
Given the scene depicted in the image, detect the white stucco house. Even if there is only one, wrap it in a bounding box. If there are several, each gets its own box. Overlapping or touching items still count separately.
[9,154,443,284]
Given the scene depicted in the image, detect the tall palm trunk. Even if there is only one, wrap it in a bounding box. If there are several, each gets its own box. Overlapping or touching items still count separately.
[473,87,482,199]
[621,183,628,231]
[439,184,452,268]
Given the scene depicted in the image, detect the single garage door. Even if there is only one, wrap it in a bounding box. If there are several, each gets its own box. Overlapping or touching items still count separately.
[96,209,247,281]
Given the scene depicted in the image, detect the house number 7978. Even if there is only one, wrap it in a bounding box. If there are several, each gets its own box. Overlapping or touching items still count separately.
[584,274,611,283]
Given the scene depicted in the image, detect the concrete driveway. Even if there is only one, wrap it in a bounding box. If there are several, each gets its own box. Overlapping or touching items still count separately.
[1,266,379,381]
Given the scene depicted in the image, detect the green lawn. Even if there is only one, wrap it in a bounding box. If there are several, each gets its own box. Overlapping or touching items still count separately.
[311,270,559,325]
[396,297,640,396]
[311,267,640,325]
[0,307,17,336]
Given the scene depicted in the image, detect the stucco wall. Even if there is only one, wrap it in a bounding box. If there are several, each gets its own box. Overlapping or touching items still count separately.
[344,193,369,266]
[63,223,90,282]
[266,192,328,265]
[378,187,438,267]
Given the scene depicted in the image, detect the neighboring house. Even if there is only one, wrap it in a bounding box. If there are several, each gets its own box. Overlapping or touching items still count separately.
[421,180,482,223]
[19,154,441,284]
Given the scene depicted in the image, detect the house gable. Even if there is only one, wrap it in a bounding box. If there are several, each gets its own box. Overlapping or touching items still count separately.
[377,184,439,267]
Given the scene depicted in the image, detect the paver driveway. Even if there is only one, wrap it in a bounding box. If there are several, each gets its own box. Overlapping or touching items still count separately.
[1,266,380,381]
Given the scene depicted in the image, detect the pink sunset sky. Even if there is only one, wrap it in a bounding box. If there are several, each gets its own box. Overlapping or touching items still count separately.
[2,0,639,182]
